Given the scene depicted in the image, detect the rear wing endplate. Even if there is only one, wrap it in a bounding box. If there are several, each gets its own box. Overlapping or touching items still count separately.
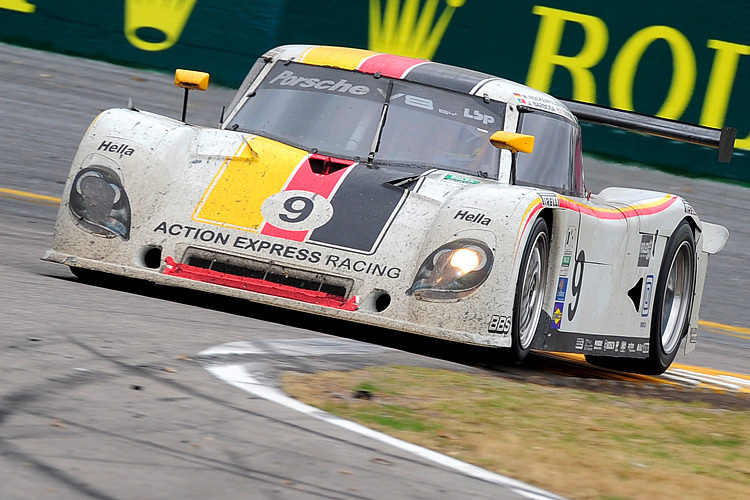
[558,99,737,163]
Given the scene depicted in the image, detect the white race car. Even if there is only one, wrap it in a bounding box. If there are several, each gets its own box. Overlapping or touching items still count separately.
[44,45,734,374]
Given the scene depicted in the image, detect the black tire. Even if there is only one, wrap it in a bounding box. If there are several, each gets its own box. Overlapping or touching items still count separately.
[645,221,696,374]
[508,218,549,362]
[586,221,696,375]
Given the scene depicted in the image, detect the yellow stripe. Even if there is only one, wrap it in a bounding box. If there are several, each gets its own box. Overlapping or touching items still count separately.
[671,363,750,381]
[0,187,61,204]
[192,137,307,231]
[299,46,377,70]
[558,193,674,215]
[699,319,750,337]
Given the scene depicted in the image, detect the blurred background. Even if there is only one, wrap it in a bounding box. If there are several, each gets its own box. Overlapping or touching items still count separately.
[1,0,748,181]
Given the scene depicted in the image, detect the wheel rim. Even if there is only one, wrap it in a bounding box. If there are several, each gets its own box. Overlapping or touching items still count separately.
[518,231,547,349]
[660,241,693,354]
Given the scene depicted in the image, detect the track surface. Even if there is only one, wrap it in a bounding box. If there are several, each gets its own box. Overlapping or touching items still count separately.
[1,43,749,499]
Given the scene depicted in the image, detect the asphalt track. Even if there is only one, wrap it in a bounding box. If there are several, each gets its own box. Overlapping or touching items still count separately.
[1,43,749,499]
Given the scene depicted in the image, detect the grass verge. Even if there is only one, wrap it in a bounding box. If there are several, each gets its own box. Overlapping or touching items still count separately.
[283,366,750,500]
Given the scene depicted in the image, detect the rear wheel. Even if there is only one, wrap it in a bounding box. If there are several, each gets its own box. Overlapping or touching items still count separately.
[509,218,549,362]
[586,221,696,374]
[646,221,696,374]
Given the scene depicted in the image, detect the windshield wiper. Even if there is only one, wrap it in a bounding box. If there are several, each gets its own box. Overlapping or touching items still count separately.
[367,80,393,168]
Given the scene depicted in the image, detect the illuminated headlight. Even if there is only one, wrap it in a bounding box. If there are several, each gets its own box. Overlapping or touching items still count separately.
[407,239,493,301]
[69,166,131,240]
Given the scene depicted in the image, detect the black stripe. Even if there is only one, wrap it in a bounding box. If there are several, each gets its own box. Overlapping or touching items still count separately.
[404,62,490,94]
[309,164,407,253]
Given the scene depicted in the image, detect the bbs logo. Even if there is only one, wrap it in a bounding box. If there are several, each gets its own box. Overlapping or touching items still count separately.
[488,315,511,335]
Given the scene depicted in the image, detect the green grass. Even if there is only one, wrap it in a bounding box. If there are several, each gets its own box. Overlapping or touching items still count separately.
[283,366,750,500]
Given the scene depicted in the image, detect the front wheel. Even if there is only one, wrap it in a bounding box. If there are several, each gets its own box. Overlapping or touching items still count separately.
[509,218,549,362]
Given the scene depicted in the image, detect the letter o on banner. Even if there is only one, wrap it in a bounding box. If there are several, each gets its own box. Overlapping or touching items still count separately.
[610,25,696,119]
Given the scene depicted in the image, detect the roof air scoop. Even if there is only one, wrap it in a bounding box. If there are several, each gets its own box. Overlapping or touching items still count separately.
[308,154,353,175]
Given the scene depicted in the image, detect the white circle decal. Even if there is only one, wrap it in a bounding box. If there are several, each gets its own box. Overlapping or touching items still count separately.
[260,190,334,231]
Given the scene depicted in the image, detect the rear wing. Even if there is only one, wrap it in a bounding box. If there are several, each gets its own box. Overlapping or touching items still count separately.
[558,99,737,164]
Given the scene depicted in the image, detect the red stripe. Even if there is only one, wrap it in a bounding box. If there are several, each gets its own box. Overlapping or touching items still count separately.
[558,198,624,220]
[163,257,357,311]
[558,196,677,220]
[520,202,543,240]
[260,155,354,241]
[358,54,427,78]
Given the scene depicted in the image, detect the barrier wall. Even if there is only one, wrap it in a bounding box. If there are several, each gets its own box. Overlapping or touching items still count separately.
[2,0,748,182]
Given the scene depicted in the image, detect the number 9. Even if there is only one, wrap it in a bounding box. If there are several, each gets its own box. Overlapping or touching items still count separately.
[279,196,314,223]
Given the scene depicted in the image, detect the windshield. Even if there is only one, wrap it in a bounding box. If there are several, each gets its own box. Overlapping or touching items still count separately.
[227,62,503,178]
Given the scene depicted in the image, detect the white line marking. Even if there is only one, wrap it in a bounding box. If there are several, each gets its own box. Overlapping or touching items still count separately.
[663,369,750,392]
[202,347,567,500]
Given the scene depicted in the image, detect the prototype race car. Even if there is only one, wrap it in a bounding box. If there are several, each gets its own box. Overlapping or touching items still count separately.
[44,45,734,374]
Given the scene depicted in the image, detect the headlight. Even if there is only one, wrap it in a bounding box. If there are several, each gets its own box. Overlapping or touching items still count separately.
[69,166,131,240]
[407,239,493,301]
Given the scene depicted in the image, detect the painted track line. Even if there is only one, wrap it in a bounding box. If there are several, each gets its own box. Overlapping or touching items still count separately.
[544,352,750,393]
[0,186,61,204]
[201,341,567,500]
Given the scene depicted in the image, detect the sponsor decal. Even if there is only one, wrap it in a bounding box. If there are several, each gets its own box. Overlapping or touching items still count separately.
[540,193,560,208]
[556,277,568,301]
[269,69,371,96]
[551,301,564,329]
[154,221,402,279]
[443,173,480,184]
[641,275,654,317]
[510,91,575,121]
[564,226,577,251]
[487,315,511,335]
[640,320,647,328]
[571,336,647,354]
[454,209,491,225]
[462,107,495,125]
[638,234,654,267]
[559,253,572,276]
[98,140,135,158]
[682,200,697,215]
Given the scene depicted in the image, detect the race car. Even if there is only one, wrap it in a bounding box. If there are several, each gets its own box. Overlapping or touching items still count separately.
[44,45,734,374]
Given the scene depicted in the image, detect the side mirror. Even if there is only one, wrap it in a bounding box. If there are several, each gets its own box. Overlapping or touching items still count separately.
[174,69,210,122]
[490,131,534,154]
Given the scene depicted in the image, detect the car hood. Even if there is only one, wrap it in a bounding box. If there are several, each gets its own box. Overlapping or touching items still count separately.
[165,127,500,256]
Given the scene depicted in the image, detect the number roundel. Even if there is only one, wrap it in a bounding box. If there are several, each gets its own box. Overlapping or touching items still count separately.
[260,190,334,231]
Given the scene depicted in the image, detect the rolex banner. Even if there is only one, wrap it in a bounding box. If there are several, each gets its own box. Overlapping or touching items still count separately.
[1,0,748,182]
